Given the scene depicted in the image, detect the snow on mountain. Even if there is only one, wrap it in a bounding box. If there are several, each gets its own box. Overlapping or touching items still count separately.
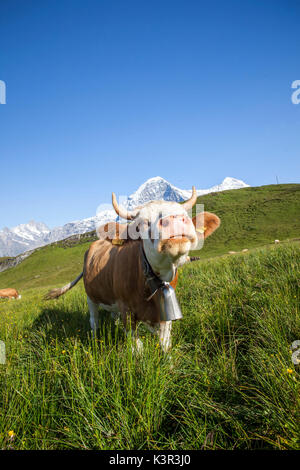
[0,177,249,257]
[11,220,50,241]
[46,209,117,244]
[125,176,249,209]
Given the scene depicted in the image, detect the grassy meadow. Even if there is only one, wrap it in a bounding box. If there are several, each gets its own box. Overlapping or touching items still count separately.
[193,183,300,258]
[0,238,299,449]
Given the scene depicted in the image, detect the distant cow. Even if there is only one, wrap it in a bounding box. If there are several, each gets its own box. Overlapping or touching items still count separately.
[46,187,220,352]
[0,288,21,299]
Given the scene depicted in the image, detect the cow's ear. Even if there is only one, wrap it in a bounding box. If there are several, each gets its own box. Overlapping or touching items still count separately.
[192,212,220,239]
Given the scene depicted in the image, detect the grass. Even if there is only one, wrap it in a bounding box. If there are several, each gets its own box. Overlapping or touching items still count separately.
[0,242,90,292]
[0,241,299,449]
[192,183,300,258]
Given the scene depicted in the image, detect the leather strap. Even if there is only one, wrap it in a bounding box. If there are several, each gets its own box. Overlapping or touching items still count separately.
[140,244,177,302]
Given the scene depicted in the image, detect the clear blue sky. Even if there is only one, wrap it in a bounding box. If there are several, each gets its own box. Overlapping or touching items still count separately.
[0,0,299,229]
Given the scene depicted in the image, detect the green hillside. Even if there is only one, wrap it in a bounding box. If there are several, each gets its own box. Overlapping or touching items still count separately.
[192,183,300,258]
[0,242,299,449]
[0,183,299,450]
[0,242,90,293]
[0,183,299,292]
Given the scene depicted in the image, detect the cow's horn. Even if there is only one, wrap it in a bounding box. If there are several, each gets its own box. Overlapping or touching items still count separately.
[182,186,197,211]
[112,193,138,220]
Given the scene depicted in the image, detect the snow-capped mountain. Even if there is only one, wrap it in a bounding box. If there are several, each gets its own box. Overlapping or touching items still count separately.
[45,209,117,244]
[0,221,51,258]
[0,177,249,257]
[125,176,249,209]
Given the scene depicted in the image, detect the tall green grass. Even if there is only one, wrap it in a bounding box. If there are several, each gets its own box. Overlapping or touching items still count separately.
[0,242,299,449]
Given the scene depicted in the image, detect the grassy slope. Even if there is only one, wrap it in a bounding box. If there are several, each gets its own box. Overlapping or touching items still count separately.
[0,183,299,293]
[0,242,299,449]
[192,183,300,258]
[0,183,299,449]
[0,242,90,293]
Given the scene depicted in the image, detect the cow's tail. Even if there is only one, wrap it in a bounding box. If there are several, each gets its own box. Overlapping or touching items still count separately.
[44,272,83,300]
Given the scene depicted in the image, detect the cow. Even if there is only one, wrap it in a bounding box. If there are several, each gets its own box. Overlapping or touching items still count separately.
[0,288,21,299]
[45,188,220,352]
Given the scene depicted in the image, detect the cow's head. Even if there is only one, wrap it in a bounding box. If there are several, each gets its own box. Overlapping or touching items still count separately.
[112,188,220,281]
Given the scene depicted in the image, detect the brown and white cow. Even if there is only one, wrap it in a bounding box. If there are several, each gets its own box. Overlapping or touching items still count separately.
[46,188,220,352]
[0,288,21,299]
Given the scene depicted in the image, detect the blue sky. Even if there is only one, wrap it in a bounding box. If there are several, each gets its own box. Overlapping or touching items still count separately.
[0,0,299,229]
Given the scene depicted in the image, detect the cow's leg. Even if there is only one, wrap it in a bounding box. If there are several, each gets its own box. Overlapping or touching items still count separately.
[87,296,99,335]
[159,321,172,353]
[143,321,172,353]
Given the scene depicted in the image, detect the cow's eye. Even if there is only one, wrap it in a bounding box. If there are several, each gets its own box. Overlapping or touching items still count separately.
[161,219,169,227]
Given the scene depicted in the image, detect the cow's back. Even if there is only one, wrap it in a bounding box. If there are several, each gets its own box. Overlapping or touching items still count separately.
[83,240,117,305]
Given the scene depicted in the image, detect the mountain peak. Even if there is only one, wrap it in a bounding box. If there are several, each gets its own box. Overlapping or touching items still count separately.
[28,219,38,226]
[221,177,250,189]
[126,176,185,209]
[0,176,249,257]
[127,176,250,209]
